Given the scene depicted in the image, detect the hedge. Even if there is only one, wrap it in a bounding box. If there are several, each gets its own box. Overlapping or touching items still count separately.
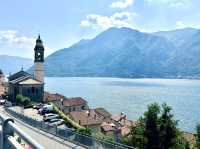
[51,103,85,130]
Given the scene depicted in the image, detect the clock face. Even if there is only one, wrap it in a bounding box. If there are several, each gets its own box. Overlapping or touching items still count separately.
[36,52,43,61]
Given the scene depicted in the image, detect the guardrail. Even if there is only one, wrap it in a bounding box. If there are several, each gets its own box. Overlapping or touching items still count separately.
[0,112,44,149]
[5,107,135,149]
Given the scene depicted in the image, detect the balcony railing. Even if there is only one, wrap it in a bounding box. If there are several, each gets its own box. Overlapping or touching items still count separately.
[0,112,44,149]
[5,107,135,149]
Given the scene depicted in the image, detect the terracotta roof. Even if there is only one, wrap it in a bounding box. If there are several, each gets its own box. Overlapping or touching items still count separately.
[183,132,196,145]
[63,97,87,107]
[70,109,105,126]
[111,113,126,122]
[44,92,67,102]
[101,122,117,132]
[121,126,131,137]
[95,108,111,118]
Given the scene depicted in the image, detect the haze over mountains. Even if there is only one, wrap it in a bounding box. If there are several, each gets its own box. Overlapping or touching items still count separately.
[1,27,200,78]
[0,55,32,75]
[44,27,200,78]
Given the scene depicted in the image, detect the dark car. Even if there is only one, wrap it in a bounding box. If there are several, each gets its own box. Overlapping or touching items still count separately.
[33,103,43,110]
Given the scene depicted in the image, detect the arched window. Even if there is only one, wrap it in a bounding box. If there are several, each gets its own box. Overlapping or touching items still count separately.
[81,106,85,110]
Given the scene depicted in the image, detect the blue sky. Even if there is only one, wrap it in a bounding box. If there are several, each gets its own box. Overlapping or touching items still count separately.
[0,0,199,59]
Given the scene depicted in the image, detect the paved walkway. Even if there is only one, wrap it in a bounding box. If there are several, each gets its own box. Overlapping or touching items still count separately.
[0,107,85,149]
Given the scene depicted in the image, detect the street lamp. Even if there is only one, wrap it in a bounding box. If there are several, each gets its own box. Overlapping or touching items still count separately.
[60,98,63,112]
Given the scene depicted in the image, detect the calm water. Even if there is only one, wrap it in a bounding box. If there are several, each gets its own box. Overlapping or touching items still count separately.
[45,77,200,132]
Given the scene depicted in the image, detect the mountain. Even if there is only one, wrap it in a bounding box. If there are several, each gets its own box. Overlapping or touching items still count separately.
[155,28,200,78]
[44,27,175,78]
[43,27,200,78]
[154,28,199,47]
[0,55,33,75]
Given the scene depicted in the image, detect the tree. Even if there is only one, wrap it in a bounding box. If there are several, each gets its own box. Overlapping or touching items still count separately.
[196,124,200,149]
[129,118,146,148]
[144,103,160,149]
[123,103,187,149]
[159,103,178,149]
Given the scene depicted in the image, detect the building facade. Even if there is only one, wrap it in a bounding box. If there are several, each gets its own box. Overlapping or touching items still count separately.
[53,97,89,114]
[8,35,45,102]
[0,70,6,96]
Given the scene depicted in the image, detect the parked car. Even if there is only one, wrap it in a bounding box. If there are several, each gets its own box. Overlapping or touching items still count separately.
[43,114,59,122]
[33,103,43,110]
[0,99,5,105]
[49,119,65,126]
[4,101,12,107]
[45,118,60,125]
[44,113,56,117]
[38,104,53,115]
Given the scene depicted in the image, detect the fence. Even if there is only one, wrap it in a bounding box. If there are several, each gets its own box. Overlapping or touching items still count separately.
[5,108,135,149]
[0,112,44,149]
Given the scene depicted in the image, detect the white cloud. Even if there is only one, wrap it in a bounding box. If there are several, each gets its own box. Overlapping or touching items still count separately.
[0,30,53,58]
[80,12,136,30]
[145,0,189,8]
[176,21,186,28]
[0,30,35,45]
[110,0,134,9]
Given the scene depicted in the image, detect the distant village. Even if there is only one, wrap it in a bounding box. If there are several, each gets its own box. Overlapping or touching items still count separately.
[0,35,137,141]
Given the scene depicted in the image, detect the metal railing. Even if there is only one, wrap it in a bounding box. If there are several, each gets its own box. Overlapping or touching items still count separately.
[0,112,44,149]
[6,108,135,149]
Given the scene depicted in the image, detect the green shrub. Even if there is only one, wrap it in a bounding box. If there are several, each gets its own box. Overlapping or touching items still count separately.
[16,94,31,106]
[23,97,30,106]
[16,94,24,104]
[52,103,85,130]
[78,128,92,136]
[93,132,115,143]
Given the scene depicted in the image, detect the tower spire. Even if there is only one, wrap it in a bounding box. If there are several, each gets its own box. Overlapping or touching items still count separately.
[34,34,44,83]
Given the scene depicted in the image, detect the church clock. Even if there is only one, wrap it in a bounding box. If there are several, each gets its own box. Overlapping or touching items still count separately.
[34,35,45,83]
[34,35,44,62]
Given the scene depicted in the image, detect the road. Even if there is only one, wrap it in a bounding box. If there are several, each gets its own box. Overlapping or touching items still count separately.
[0,107,85,149]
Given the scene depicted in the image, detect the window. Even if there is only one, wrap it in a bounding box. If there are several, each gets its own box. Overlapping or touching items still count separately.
[27,89,30,94]
[31,87,35,93]
[81,106,85,110]
[73,107,76,111]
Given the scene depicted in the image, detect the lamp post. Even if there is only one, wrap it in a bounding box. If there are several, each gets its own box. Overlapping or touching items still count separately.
[60,98,63,112]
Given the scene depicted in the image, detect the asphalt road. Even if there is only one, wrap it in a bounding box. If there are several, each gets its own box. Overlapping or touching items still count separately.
[0,107,85,149]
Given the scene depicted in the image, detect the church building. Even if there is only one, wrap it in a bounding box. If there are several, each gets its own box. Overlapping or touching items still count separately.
[8,35,45,102]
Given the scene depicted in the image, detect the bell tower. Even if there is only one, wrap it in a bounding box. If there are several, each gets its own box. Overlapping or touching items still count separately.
[34,35,44,83]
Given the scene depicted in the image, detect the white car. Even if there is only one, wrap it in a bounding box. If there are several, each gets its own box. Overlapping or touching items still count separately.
[43,114,59,121]
[49,119,65,126]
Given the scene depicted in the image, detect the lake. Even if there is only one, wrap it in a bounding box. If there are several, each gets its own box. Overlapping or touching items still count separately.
[45,77,200,133]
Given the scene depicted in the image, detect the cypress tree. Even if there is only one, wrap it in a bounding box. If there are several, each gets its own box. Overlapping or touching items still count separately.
[144,103,160,149]
[159,103,178,149]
